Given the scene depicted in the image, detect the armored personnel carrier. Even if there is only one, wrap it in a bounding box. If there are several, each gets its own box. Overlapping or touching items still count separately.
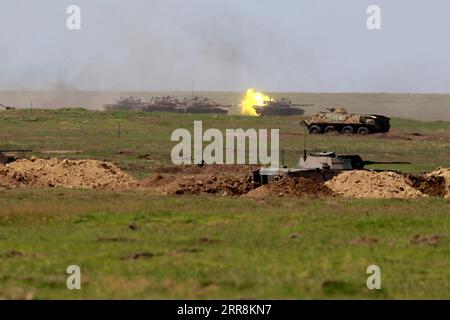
[303,108,390,134]
[252,151,408,186]
[175,96,229,114]
[103,97,145,111]
[253,98,306,116]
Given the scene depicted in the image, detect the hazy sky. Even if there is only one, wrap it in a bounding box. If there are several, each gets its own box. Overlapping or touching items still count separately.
[1,0,450,92]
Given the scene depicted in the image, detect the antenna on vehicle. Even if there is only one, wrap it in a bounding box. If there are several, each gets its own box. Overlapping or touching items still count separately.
[303,124,307,160]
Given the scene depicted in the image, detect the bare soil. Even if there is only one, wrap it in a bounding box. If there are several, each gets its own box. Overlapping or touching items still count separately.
[428,168,450,199]
[405,174,446,197]
[141,173,253,196]
[0,158,137,190]
[325,170,425,199]
[350,237,380,245]
[410,234,444,246]
[1,158,449,200]
[244,176,332,198]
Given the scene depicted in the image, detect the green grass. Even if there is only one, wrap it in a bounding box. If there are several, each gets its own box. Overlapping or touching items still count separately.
[0,189,449,299]
[1,109,450,176]
[0,109,449,299]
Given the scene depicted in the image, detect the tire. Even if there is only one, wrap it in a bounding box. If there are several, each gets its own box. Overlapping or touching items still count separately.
[341,126,354,134]
[357,126,370,135]
[324,126,336,133]
[309,125,322,134]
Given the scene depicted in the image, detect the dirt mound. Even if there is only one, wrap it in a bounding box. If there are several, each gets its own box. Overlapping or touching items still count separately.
[325,170,424,199]
[142,173,253,196]
[405,174,446,197]
[0,158,137,189]
[428,168,450,199]
[0,168,32,188]
[142,167,449,199]
[142,164,255,196]
[144,171,331,198]
[140,174,169,188]
[154,164,255,175]
[244,176,332,198]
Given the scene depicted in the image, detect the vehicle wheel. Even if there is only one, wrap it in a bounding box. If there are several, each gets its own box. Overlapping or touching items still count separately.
[341,126,354,134]
[357,126,370,135]
[324,126,335,133]
[309,125,322,134]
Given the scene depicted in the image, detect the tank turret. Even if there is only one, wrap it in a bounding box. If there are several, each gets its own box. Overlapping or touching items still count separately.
[103,97,145,111]
[297,151,409,170]
[143,96,182,112]
[174,96,229,114]
[251,151,409,186]
[253,98,307,116]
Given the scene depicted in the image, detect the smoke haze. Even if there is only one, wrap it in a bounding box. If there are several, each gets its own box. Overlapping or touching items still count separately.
[1,0,450,93]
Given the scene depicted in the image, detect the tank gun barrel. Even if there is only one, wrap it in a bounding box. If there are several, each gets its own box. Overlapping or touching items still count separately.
[363,160,410,166]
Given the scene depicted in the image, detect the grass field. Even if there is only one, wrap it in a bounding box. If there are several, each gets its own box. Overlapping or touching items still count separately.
[2,90,450,121]
[0,108,449,299]
[1,108,450,175]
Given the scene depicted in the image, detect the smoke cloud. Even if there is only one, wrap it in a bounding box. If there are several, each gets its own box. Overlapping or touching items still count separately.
[1,0,450,93]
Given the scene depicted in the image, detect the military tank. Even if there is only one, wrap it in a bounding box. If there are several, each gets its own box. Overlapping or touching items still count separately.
[252,151,409,186]
[0,149,32,164]
[302,107,390,134]
[143,96,183,112]
[175,96,229,114]
[0,103,15,110]
[103,97,145,111]
[253,98,307,116]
